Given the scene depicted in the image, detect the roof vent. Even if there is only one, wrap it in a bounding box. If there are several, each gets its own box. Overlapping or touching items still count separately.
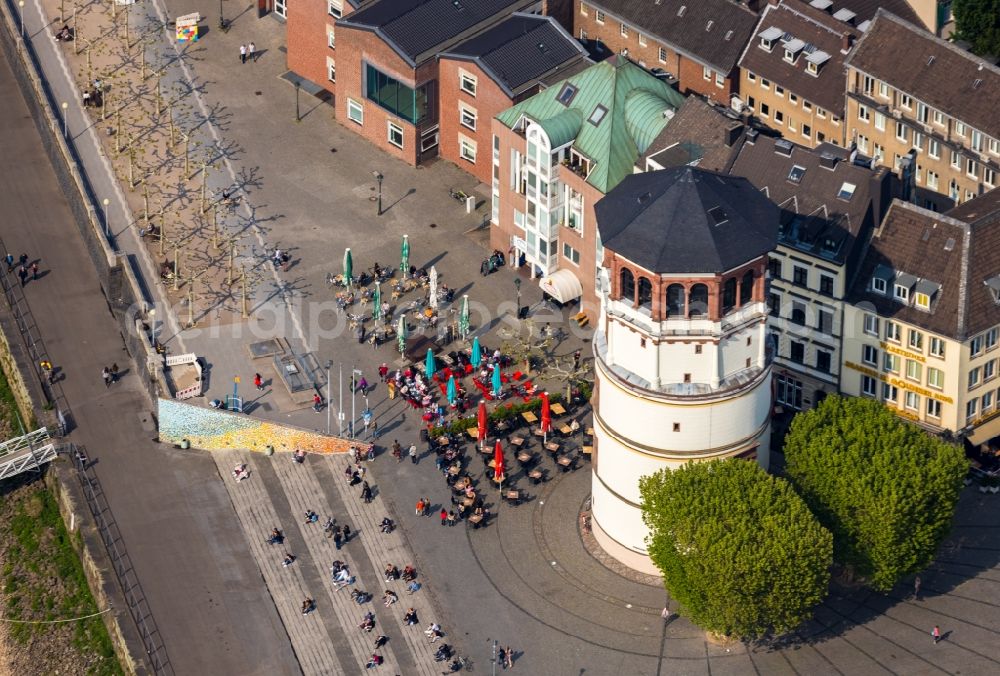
[637,192,652,205]
[944,237,956,251]
[974,78,983,89]
[725,30,734,41]
[774,139,794,156]
[921,228,931,242]
[706,20,714,32]
[819,153,838,170]
[708,206,728,225]
[746,128,759,144]
[452,0,464,10]
[927,55,935,66]
[678,5,687,17]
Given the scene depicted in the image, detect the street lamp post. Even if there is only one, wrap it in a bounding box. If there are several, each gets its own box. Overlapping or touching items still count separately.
[218,0,225,30]
[514,278,522,319]
[351,367,361,438]
[339,364,344,436]
[325,360,333,435]
[60,102,68,139]
[101,198,110,238]
[18,1,24,38]
[148,308,157,348]
[372,170,384,216]
[294,81,301,122]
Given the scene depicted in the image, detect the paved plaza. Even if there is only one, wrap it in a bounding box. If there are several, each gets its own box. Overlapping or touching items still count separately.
[3,0,1000,674]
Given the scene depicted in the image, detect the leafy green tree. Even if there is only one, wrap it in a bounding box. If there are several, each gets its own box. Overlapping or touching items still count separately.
[640,459,832,640]
[783,396,968,591]
[953,0,1000,57]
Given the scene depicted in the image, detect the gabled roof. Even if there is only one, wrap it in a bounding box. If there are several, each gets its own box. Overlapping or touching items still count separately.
[441,14,588,98]
[641,97,745,173]
[729,133,890,266]
[338,0,535,67]
[848,199,1000,340]
[595,166,779,274]
[791,0,923,28]
[845,9,1000,138]
[586,0,759,74]
[495,56,686,194]
[739,1,858,115]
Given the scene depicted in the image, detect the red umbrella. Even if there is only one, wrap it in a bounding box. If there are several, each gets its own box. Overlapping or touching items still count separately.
[477,400,487,448]
[540,391,551,441]
[493,439,505,483]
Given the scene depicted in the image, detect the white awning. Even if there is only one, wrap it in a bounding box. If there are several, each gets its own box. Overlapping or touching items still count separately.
[539,269,583,304]
[967,415,1000,446]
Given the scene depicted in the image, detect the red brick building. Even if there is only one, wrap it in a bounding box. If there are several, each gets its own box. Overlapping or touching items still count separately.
[572,0,759,105]
[328,0,540,166]
[438,14,587,184]
[286,0,369,99]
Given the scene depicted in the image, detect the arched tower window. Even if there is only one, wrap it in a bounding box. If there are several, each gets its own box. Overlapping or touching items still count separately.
[637,277,653,309]
[666,284,686,317]
[740,269,755,305]
[689,284,709,317]
[722,278,738,315]
[620,268,635,304]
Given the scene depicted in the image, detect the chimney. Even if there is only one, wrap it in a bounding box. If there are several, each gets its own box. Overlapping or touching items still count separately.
[725,123,743,148]
[819,153,838,170]
[746,128,759,144]
[842,32,854,53]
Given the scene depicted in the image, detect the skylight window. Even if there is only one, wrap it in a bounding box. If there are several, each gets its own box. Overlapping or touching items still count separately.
[588,104,608,127]
[708,206,728,225]
[788,165,806,184]
[837,182,856,200]
[557,83,578,106]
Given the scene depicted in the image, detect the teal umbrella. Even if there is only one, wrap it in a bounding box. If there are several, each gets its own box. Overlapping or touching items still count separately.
[447,375,457,405]
[343,248,353,286]
[458,294,470,340]
[400,234,409,273]
[425,348,436,379]
[372,283,382,321]
[471,336,481,368]
[397,314,407,355]
[492,365,502,397]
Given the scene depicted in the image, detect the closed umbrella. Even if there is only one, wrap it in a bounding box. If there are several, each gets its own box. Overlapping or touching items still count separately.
[425,348,436,380]
[540,391,551,443]
[429,266,439,309]
[343,248,353,286]
[471,336,481,368]
[400,234,409,273]
[477,400,487,449]
[458,294,470,340]
[492,365,502,397]
[372,283,382,321]
[447,375,457,406]
[493,439,505,484]
[397,314,407,355]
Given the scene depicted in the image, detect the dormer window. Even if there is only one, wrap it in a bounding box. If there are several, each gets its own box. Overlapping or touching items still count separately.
[758,26,782,52]
[872,264,892,294]
[761,37,773,50]
[872,277,887,294]
[894,284,909,301]
[805,50,830,77]
[915,292,930,309]
[893,272,917,302]
[783,38,805,64]
[914,279,940,311]
[807,61,818,75]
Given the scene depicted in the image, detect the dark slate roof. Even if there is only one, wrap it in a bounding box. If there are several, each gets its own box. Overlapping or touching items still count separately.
[441,14,588,98]
[788,0,923,28]
[338,0,535,67]
[946,187,1000,224]
[595,166,779,274]
[845,10,1000,138]
[641,97,745,173]
[847,199,1000,340]
[729,133,891,266]
[739,1,858,115]
[587,0,759,73]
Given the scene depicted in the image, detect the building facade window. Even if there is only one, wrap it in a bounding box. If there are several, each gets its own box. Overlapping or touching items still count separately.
[928,367,944,389]
[562,243,580,265]
[927,399,941,418]
[365,65,429,124]
[862,375,877,397]
[460,71,477,96]
[863,344,878,365]
[459,104,477,131]
[327,0,342,18]
[864,313,879,335]
[459,135,476,163]
[906,359,922,382]
[883,383,898,403]
[969,367,982,389]
[346,98,363,125]
[886,320,901,342]
[930,336,945,358]
[387,122,404,148]
[776,375,804,408]
[908,329,923,351]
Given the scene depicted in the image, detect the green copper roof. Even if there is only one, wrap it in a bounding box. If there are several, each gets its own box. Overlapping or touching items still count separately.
[495,56,685,193]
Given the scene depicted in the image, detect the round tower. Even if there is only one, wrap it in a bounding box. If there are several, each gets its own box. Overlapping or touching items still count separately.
[590,166,779,575]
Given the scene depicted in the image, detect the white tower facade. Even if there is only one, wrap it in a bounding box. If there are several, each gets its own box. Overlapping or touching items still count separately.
[589,167,779,575]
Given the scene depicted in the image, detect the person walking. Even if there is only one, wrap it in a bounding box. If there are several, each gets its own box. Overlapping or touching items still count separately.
[932,625,941,644]
[254,373,263,390]
[392,440,402,462]
[439,508,448,526]
[447,510,456,527]
[504,645,513,669]
[358,376,369,396]
[102,366,112,388]
[239,44,247,64]
[40,359,54,384]
[30,262,38,281]
[361,481,373,503]
[18,253,28,268]
[342,524,351,543]
[333,527,343,550]
[370,420,379,439]
[5,253,13,272]
[248,42,256,63]
[913,575,922,599]
[421,497,430,517]
[313,393,323,412]
[18,265,28,287]
[111,363,119,383]
[408,444,418,464]
[387,379,396,399]
[573,349,581,369]
[415,498,425,516]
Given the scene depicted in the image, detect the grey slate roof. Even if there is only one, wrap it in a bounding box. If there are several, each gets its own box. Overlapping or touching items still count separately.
[442,14,588,98]
[595,166,779,274]
[587,0,759,73]
[338,0,535,67]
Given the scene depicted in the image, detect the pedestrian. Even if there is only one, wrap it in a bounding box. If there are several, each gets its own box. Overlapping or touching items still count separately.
[248,41,256,63]
[409,444,418,464]
[254,372,263,390]
[18,266,27,287]
[504,645,513,669]
[447,510,456,526]
[239,44,247,64]
[435,455,444,472]
[440,508,448,526]
[387,380,396,399]
[111,363,119,382]
[370,420,379,439]
[18,253,28,268]
[282,552,295,567]
[313,393,323,412]
[334,527,343,550]
[392,440,402,462]
[422,497,430,517]
[914,575,922,599]
[342,524,351,542]
[359,376,369,396]
[415,498,425,516]
[40,359,55,384]
[497,646,507,669]
[932,625,941,644]
[573,349,581,369]
[5,253,13,272]
[378,363,389,382]
[30,262,38,281]
[403,608,418,625]
[361,481,373,503]
[102,366,112,387]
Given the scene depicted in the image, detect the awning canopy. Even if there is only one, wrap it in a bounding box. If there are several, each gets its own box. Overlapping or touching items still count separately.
[967,415,1000,447]
[539,269,583,304]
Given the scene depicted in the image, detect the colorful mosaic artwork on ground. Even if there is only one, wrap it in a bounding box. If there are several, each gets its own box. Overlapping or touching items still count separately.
[158,399,352,454]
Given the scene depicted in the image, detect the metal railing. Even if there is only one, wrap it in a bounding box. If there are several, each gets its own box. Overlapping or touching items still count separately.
[71,446,173,675]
